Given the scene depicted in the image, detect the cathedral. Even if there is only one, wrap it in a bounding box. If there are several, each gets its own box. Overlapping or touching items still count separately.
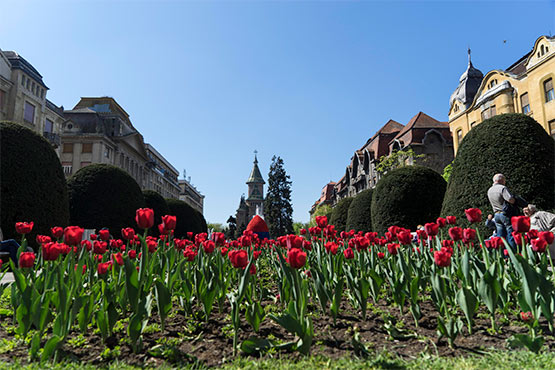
[236,154,265,230]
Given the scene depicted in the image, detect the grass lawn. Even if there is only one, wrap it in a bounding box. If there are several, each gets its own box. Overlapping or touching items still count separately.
[0,350,553,369]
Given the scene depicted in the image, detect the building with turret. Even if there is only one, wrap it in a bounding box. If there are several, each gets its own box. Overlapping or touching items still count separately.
[236,154,265,230]
[448,35,555,153]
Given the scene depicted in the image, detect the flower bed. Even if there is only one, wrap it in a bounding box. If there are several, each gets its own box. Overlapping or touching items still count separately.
[0,209,554,366]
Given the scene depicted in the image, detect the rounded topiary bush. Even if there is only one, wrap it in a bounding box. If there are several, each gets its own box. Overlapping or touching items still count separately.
[346,189,373,232]
[195,209,208,233]
[371,166,446,235]
[330,197,353,232]
[143,190,170,236]
[442,113,555,233]
[0,122,69,246]
[166,199,205,237]
[67,164,144,238]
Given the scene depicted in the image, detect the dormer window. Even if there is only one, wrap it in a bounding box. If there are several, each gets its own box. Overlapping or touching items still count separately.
[453,104,459,113]
[488,79,498,89]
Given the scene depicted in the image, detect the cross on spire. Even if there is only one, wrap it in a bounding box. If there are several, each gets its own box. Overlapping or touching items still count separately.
[468,46,472,64]
[254,150,258,163]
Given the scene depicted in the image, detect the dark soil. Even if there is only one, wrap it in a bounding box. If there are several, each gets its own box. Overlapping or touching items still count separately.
[0,295,553,368]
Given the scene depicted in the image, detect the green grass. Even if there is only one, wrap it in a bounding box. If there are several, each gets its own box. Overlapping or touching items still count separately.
[0,350,554,369]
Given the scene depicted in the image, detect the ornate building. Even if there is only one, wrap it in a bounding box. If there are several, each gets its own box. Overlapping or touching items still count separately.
[236,154,265,230]
[0,49,65,154]
[311,112,453,213]
[449,35,555,153]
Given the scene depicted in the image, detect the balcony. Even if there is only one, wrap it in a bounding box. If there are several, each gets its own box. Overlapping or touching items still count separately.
[43,132,61,147]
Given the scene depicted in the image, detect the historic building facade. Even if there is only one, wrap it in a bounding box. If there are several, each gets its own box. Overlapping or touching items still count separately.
[178,177,204,214]
[311,112,453,212]
[449,35,555,153]
[236,155,265,230]
[0,50,64,154]
[145,144,181,200]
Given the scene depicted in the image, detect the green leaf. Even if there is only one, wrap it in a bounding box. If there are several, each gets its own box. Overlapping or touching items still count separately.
[241,336,273,354]
[269,313,304,337]
[41,335,62,363]
[125,258,140,311]
[154,279,172,330]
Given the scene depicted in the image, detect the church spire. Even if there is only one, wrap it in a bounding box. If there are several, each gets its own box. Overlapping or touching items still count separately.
[247,151,265,184]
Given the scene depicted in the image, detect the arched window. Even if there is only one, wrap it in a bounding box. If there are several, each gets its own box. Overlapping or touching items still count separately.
[541,45,545,56]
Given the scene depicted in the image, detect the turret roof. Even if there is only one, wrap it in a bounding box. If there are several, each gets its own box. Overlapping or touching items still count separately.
[247,155,265,184]
[449,49,483,108]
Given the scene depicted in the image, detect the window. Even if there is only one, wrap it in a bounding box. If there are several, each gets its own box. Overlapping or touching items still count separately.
[550,120,555,140]
[0,89,5,110]
[26,79,30,90]
[82,143,93,153]
[470,121,476,129]
[545,78,554,103]
[481,105,496,120]
[32,82,35,95]
[63,143,74,153]
[520,93,531,114]
[453,104,459,113]
[41,89,44,99]
[44,118,54,133]
[23,101,35,124]
[456,129,463,145]
[488,79,498,89]
[21,75,25,86]
[104,147,112,158]
[541,45,545,56]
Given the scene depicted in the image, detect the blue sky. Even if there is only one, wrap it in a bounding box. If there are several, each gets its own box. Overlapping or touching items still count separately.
[1,1,554,224]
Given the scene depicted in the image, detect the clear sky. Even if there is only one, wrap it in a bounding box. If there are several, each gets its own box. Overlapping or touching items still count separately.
[1,1,554,224]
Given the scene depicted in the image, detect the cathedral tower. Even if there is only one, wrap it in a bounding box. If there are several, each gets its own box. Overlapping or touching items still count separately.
[245,153,265,220]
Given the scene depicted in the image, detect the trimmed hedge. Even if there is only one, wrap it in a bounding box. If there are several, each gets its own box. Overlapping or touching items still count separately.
[442,113,555,233]
[371,166,446,235]
[67,164,144,238]
[143,190,170,236]
[330,197,353,232]
[346,189,373,232]
[166,199,206,237]
[0,122,69,247]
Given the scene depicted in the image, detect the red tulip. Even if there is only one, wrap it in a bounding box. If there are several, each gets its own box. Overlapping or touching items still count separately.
[387,243,400,255]
[51,226,64,239]
[203,240,215,254]
[147,239,157,253]
[97,261,112,275]
[531,238,547,253]
[162,215,177,231]
[448,227,463,242]
[397,230,412,245]
[377,252,385,259]
[446,216,457,225]
[539,231,554,245]
[288,248,307,269]
[36,235,51,244]
[229,249,249,269]
[42,242,66,261]
[300,228,307,235]
[128,249,137,259]
[112,252,124,266]
[344,247,354,259]
[512,231,529,246]
[15,222,34,235]
[93,241,107,255]
[81,240,92,251]
[465,208,482,223]
[424,223,439,237]
[19,252,35,268]
[315,216,328,228]
[511,216,531,233]
[442,240,454,248]
[121,227,135,240]
[64,226,84,245]
[183,246,197,261]
[98,229,110,241]
[434,249,452,267]
[436,217,447,228]
[485,237,504,250]
[520,311,534,323]
[463,228,476,242]
[135,208,154,229]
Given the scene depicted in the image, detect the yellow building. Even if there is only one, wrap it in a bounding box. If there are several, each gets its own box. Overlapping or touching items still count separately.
[449,35,555,153]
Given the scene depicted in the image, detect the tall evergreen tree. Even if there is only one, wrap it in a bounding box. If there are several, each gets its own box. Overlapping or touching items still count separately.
[264,156,294,237]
